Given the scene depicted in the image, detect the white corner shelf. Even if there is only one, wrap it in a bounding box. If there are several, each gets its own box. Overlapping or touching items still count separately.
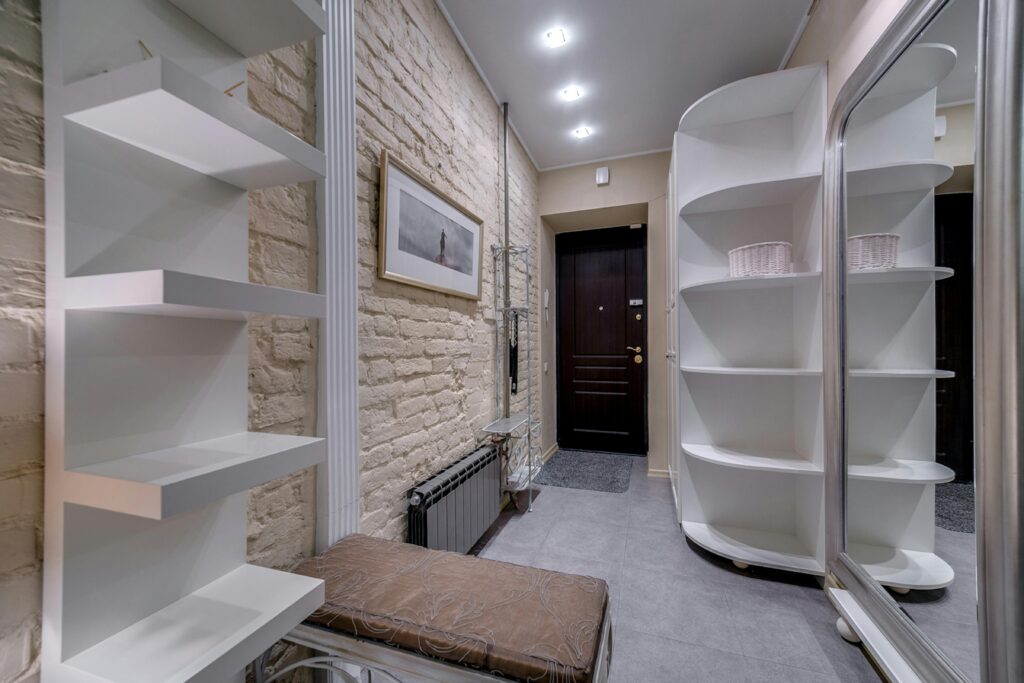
[167,0,326,57]
[849,543,956,590]
[64,432,326,520]
[682,521,824,575]
[65,269,326,319]
[848,458,955,484]
[682,442,821,476]
[680,171,821,216]
[679,272,820,295]
[849,368,954,379]
[865,43,957,102]
[681,365,821,377]
[62,564,325,683]
[63,57,326,190]
[677,63,824,132]
[846,160,954,198]
[848,266,954,284]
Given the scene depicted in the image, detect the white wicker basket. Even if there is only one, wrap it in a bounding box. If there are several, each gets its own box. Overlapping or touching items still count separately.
[848,233,899,270]
[728,241,792,277]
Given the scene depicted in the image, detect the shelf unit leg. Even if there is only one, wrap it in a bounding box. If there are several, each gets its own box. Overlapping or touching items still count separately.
[733,560,750,570]
[836,616,862,644]
[888,585,911,595]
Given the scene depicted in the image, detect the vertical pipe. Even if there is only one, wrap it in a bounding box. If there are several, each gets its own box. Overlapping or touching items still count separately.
[502,102,511,419]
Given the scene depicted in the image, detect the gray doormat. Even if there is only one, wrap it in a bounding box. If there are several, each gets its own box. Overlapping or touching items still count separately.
[936,481,975,533]
[534,449,633,493]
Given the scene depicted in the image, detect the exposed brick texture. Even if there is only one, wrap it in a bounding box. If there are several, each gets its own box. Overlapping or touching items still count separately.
[0,0,44,679]
[355,0,540,540]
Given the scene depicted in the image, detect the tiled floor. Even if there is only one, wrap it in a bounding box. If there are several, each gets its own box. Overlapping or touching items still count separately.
[474,457,883,683]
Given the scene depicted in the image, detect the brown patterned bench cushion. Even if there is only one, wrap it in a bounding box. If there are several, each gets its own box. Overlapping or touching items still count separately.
[292,534,609,683]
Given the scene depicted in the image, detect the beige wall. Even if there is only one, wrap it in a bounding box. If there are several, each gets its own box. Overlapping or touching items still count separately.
[539,219,558,457]
[537,151,671,475]
[787,0,911,107]
[935,103,976,167]
[0,1,323,676]
[354,0,540,540]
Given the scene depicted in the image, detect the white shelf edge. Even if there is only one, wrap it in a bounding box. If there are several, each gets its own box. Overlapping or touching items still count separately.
[682,442,821,476]
[166,0,326,57]
[848,543,956,590]
[679,272,820,295]
[482,413,530,435]
[65,269,326,320]
[848,458,955,483]
[679,170,821,216]
[64,432,326,519]
[680,365,821,377]
[846,159,954,198]
[63,564,324,683]
[63,56,326,190]
[848,266,954,284]
[682,521,824,575]
[850,369,955,379]
[864,43,958,102]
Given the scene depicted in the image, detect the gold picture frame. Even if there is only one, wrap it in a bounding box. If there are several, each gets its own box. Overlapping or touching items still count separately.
[377,150,484,300]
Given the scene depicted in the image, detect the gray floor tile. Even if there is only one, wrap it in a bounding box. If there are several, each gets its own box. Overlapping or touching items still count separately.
[627,491,680,532]
[541,516,628,563]
[911,615,981,682]
[733,604,838,675]
[558,490,631,529]
[529,547,621,587]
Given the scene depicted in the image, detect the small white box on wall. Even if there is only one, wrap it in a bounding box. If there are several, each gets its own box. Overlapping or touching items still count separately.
[596,166,609,186]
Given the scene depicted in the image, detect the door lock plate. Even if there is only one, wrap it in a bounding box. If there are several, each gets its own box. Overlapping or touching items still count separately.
[634,354,643,364]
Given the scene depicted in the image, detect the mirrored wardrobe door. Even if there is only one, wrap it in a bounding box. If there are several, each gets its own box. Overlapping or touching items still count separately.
[829,0,982,681]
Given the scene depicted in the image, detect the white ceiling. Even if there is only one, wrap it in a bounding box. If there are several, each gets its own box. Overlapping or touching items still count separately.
[921,0,978,106]
[437,0,813,170]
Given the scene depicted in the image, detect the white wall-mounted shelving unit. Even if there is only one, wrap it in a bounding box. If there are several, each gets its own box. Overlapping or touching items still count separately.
[42,0,329,680]
[667,44,959,591]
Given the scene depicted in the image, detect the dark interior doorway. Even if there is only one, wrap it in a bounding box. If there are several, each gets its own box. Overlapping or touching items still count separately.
[935,192,974,481]
[556,226,648,454]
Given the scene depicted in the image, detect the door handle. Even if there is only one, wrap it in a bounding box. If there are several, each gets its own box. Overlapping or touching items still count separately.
[627,346,642,353]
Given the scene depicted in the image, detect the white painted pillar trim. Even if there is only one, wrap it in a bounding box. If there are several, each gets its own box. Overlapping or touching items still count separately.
[317,0,360,550]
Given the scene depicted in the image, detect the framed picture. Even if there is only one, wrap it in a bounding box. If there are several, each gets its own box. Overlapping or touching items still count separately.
[378,150,484,299]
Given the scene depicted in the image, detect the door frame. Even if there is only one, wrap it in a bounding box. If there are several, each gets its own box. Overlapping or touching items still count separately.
[554,226,649,454]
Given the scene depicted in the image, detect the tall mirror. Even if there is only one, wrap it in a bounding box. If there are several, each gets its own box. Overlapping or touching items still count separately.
[840,0,979,679]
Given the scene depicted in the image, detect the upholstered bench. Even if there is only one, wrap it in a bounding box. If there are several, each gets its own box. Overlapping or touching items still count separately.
[256,534,612,683]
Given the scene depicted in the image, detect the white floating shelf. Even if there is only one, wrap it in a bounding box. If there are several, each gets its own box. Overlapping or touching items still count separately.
[64,57,325,190]
[680,171,821,215]
[677,63,823,132]
[849,542,955,589]
[848,458,955,484]
[63,564,324,683]
[846,160,953,198]
[850,368,955,379]
[865,44,957,101]
[682,521,824,575]
[65,269,326,319]
[848,266,954,284]
[682,442,821,476]
[64,432,326,519]
[680,365,821,377]
[167,0,326,57]
[680,272,820,295]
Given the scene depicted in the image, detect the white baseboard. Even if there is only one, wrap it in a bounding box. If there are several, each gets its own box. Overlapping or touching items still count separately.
[541,444,558,463]
[646,467,670,479]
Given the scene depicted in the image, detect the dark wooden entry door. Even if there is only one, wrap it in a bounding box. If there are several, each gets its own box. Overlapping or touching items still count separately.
[935,193,974,481]
[556,226,647,454]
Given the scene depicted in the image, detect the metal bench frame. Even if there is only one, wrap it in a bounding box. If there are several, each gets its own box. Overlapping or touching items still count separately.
[256,603,613,683]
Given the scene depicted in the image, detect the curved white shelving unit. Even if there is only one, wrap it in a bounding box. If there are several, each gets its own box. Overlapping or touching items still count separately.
[848,266,954,284]
[64,57,326,190]
[677,63,824,132]
[681,365,821,376]
[849,543,956,590]
[679,272,820,295]
[850,369,954,379]
[167,0,327,57]
[848,458,955,483]
[682,521,824,575]
[680,172,821,216]
[64,432,326,520]
[65,269,326,320]
[63,564,324,683]
[846,160,953,198]
[682,442,821,475]
[865,44,957,101]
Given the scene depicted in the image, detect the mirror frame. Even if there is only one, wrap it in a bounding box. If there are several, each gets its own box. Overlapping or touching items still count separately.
[823,0,1023,680]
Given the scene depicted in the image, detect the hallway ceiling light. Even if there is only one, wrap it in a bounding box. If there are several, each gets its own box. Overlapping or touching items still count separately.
[543,27,568,48]
[573,126,591,139]
[560,85,583,101]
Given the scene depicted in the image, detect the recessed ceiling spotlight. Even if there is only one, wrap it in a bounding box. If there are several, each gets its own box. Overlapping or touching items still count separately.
[543,27,568,48]
[573,126,592,139]
[560,85,583,101]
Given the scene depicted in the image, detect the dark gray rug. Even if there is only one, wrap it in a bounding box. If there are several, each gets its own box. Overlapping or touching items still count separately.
[534,449,633,493]
[936,481,975,533]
